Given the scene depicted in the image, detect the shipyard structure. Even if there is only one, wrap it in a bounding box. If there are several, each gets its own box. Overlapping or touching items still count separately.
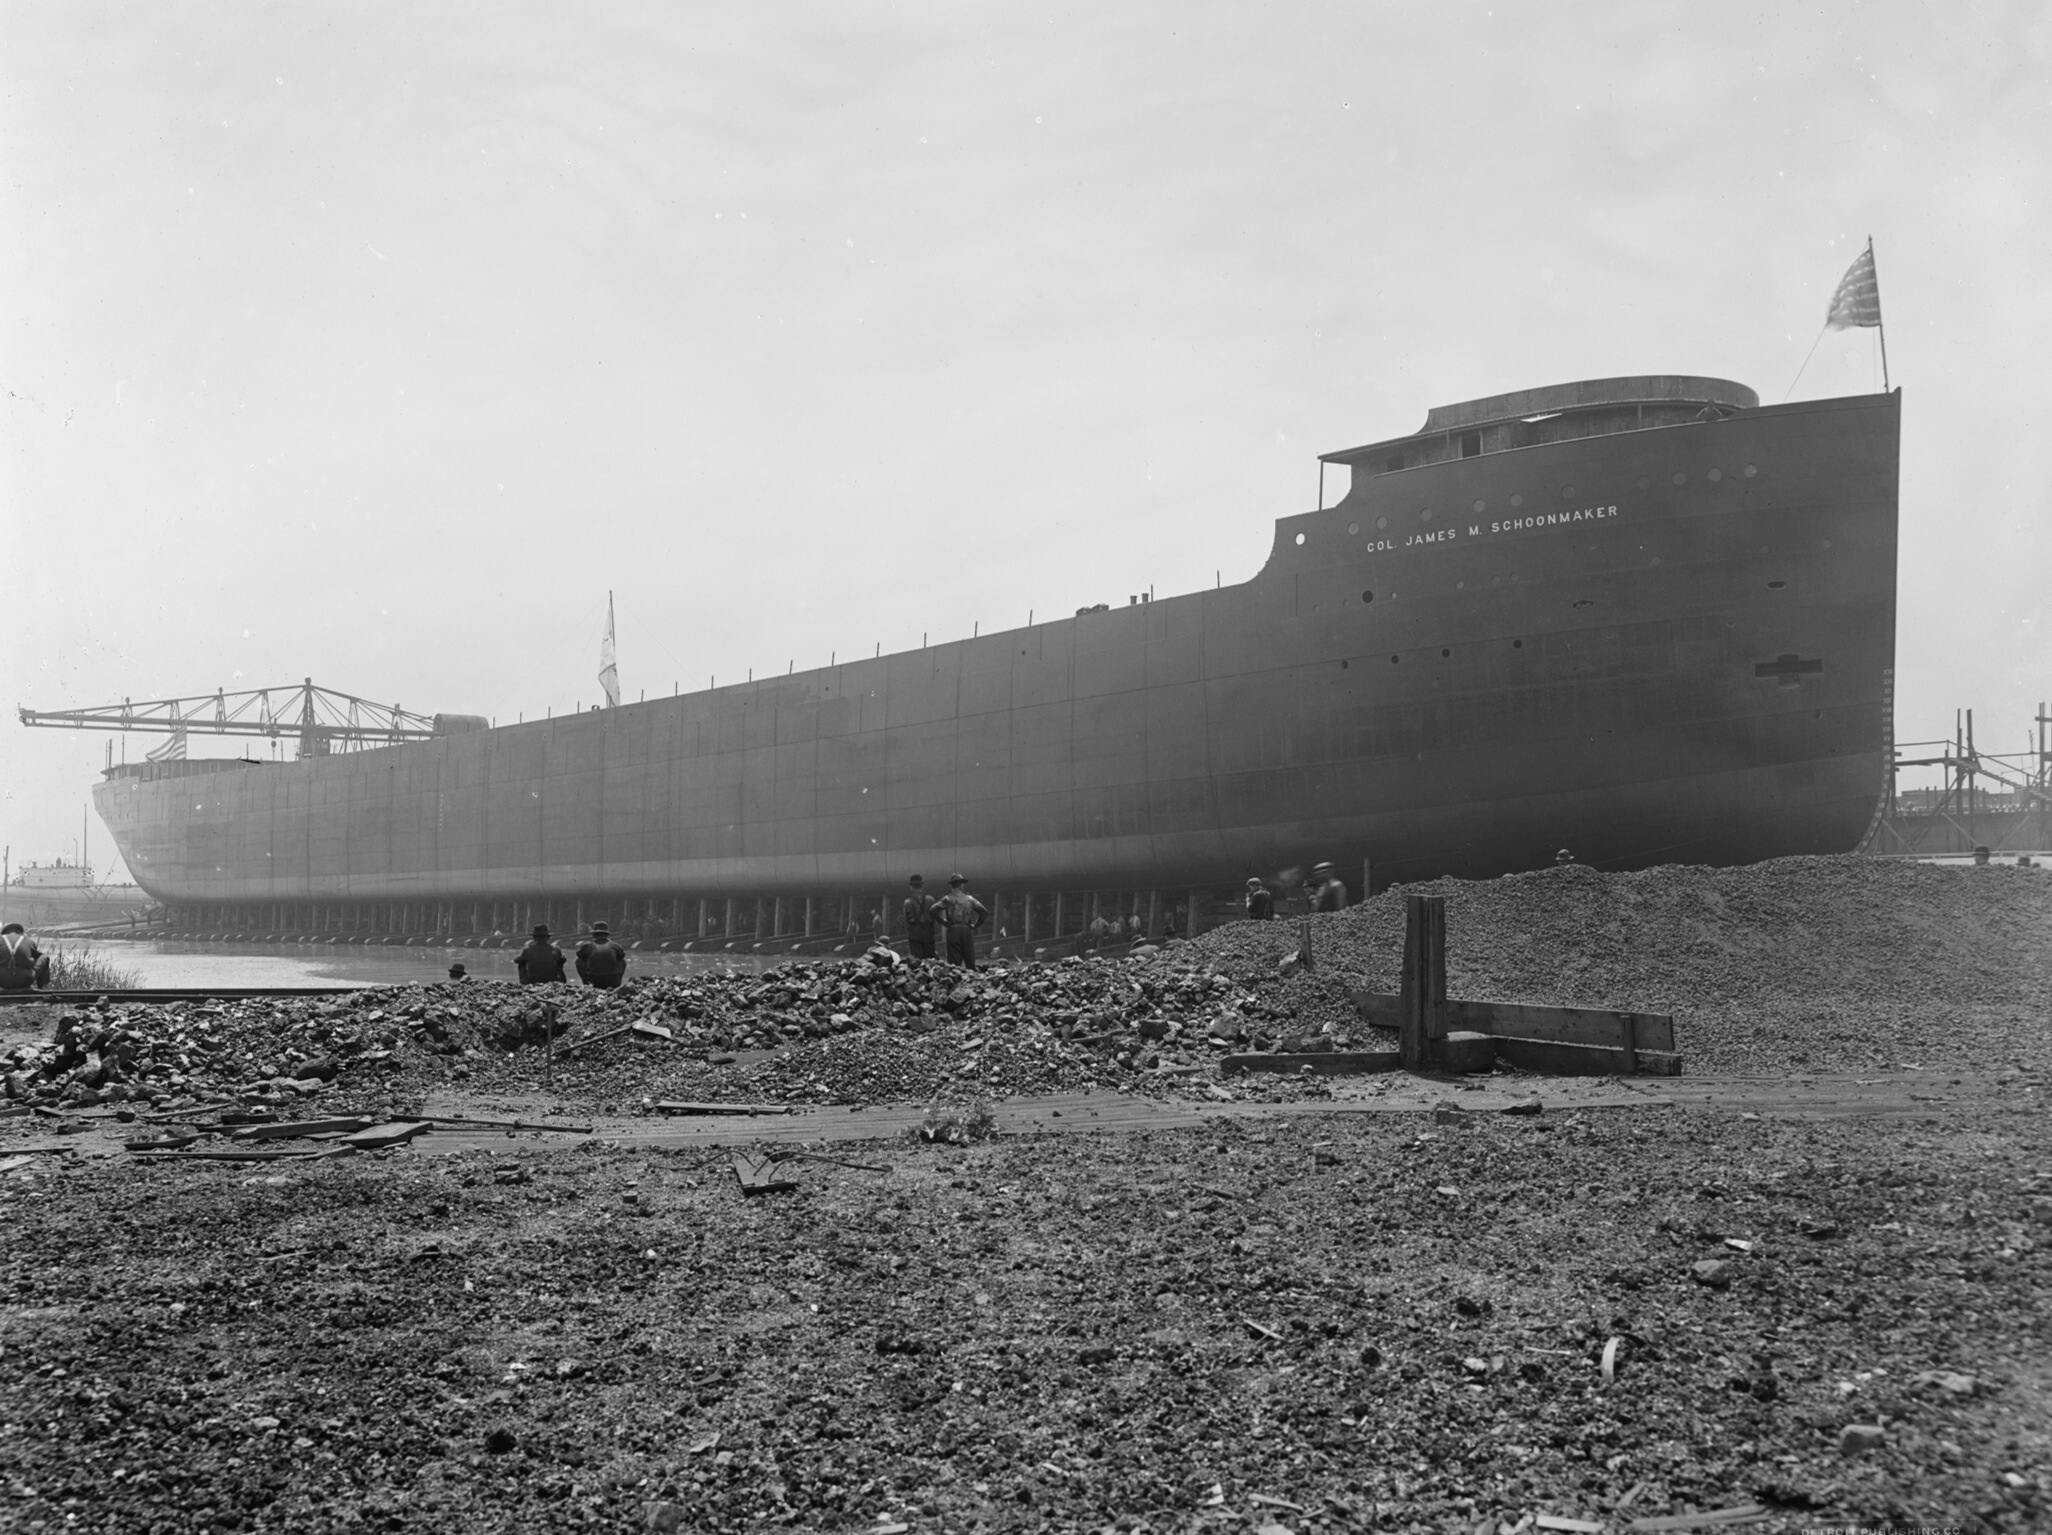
[79,377,1900,945]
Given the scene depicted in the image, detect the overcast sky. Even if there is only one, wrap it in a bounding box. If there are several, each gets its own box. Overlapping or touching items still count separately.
[5,1,2046,883]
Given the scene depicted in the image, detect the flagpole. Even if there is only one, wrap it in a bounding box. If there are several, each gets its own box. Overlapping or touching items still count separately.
[1869,236,1890,393]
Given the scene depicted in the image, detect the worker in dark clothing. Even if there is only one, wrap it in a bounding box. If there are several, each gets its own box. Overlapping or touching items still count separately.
[515,924,566,984]
[575,921,629,989]
[936,873,988,969]
[1308,862,1348,912]
[902,874,941,961]
[0,922,51,991]
[1244,877,1275,921]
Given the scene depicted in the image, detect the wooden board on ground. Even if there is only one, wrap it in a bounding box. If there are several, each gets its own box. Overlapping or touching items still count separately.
[1221,1050,1402,1076]
[231,1117,375,1141]
[654,1102,796,1116]
[1493,1036,1683,1077]
[1350,989,1675,1053]
[128,1145,358,1163]
[340,1121,433,1150]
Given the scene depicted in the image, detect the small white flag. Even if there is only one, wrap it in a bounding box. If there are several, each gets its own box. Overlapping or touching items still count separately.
[599,593,621,708]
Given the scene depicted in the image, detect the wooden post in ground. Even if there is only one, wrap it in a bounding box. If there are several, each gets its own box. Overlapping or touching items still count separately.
[1399,894,1448,1069]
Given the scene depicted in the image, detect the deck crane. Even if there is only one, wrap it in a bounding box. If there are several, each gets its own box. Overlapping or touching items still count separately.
[16,679,480,759]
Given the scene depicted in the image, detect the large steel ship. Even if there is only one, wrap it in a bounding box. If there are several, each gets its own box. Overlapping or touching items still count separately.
[95,375,1900,940]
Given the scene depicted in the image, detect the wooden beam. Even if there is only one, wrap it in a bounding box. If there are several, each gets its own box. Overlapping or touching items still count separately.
[1351,990,1677,1055]
[1492,1036,1683,1077]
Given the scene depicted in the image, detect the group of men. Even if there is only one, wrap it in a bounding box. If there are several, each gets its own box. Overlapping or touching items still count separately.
[1243,861,1348,921]
[500,858,1350,988]
[514,921,630,988]
[900,873,987,968]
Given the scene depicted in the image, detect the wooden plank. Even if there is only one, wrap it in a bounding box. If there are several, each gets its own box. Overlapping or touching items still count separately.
[231,1117,375,1142]
[340,1121,433,1150]
[1221,1050,1402,1076]
[653,1102,795,1116]
[1446,1000,1676,1053]
[128,1146,354,1163]
[1356,991,1676,1054]
[1494,1036,1683,1077]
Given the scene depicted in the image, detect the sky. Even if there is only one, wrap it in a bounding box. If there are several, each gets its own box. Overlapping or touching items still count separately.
[4,0,2047,883]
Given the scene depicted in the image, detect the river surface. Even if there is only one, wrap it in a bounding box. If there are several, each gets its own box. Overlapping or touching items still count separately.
[55,939,798,989]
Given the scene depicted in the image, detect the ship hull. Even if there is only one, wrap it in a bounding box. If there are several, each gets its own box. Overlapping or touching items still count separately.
[97,390,1900,909]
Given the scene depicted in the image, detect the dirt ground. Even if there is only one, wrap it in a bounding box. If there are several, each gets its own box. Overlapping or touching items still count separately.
[2,1074,2046,1535]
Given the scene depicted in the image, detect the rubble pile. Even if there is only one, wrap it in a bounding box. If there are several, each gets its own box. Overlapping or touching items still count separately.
[0,946,1365,1114]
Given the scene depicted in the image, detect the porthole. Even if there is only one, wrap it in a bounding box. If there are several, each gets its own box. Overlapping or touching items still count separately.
[1513,638,1523,648]
[1707,467,1723,483]
[1361,590,1374,603]
[1510,493,1524,508]
[1295,532,1306,546]
[1376,516,1388,530]
[1340,659,1350,670]
[1472,499,1487,515]
[1390,654,1400,664]
[1420,508,1434,523]
[1560,485,1576,500]
[1744,464,1758,478]
[1636,475,1651,490]
[1440,648,1451,658]
[1347,521,1359,536]
[1455,580,1465,590]
[1672,472,1687,486]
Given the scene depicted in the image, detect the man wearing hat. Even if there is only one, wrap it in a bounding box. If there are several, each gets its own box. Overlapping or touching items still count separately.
[0,921,51,991]
[515,924,567,984]
[575,921,629,989]
[1308,862,1348,912]
[902,874,941,961]
[935,873,988,969]
[1243,877,1275,922]
[446,962,469,983]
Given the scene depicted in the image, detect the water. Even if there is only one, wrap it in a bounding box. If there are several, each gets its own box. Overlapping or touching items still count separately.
[53,938,796,989]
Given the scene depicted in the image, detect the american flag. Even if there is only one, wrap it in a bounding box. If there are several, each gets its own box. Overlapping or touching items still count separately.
[1826,247,1882,330]
[145,700,188,761]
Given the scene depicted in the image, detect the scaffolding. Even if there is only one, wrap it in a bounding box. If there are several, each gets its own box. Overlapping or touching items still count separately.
[1865,703,2052,858]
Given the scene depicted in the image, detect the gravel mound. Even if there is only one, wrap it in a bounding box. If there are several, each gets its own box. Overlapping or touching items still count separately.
[1176,856,2052,1075]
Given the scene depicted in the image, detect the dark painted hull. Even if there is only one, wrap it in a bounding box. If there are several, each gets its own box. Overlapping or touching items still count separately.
[98,389,1900,904]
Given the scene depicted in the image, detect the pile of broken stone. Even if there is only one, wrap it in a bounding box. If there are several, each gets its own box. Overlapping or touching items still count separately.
[0,945,1372,1116]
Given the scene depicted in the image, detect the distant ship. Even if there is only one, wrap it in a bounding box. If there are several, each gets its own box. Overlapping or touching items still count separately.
[94,375,1900,942]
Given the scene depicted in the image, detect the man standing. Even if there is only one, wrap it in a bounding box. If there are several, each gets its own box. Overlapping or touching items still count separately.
[515,924,566,984]
[576,921,629,989]
[1244,877,1275,921]
[1309,862,1349,912]
[0,922,51,991]
[902,874,941,961]
[936,873,988,969]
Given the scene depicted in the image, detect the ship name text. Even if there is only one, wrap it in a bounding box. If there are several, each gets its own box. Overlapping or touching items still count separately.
[1384,502,1621,551]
